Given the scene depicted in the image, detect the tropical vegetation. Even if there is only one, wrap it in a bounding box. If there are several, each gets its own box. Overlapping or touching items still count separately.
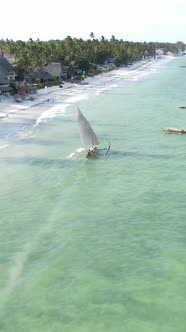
[0,34,185,80]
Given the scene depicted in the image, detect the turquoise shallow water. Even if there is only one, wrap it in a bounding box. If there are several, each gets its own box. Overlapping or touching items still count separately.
[0,57,186,332]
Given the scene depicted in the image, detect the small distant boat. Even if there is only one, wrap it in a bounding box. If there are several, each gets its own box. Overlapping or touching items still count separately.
[178,106,186,109]
[162,127,186,134]
[77,106,110,158]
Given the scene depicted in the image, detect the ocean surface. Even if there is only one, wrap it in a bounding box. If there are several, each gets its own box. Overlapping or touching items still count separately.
[0,57,185,332]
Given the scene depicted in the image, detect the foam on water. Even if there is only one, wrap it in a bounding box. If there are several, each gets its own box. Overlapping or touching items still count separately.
[67,147,86,159]
[34,103,69,127]
[0,143,9,149]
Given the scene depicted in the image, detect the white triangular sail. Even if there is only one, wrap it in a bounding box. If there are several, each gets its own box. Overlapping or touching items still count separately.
[77,107,100,147]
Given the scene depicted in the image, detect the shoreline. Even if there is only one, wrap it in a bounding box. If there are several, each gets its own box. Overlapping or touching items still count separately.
[0,58,159,113]
[0,56,175,146]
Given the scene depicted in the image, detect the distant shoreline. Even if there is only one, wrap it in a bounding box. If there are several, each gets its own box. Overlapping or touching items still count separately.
[0,56,176,133]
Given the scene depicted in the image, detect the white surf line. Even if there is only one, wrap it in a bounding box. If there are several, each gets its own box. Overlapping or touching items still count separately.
[34,60,159,128]
[0,144,9,149]
[34,94,89,127]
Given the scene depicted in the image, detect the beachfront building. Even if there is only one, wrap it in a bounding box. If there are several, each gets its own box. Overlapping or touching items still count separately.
[104,57,116,66]
[44,63,63,80]
[0,55,16,81]
[24,62,65,84]
[24,68,54,84]
[0,79,13,94]
[0,55,16,94]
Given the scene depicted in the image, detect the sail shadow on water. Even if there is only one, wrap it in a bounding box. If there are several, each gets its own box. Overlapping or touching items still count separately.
[110,150,173,160]
[3,156,77,168]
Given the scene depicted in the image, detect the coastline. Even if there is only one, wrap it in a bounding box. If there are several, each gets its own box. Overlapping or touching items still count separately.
[0,56,175,146]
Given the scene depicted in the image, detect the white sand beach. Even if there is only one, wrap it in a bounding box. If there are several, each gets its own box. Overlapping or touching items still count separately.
[0,56,174,148]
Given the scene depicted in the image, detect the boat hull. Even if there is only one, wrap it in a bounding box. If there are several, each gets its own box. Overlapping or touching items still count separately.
[86,147,98,158]
[162,127,186,134]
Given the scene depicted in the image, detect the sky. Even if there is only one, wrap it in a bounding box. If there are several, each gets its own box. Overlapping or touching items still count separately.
[1,0,186,43]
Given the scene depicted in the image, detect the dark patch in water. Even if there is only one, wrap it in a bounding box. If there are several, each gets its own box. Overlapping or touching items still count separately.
[16,138,66,146]
[110,150,173,159]
[3,157,75,168]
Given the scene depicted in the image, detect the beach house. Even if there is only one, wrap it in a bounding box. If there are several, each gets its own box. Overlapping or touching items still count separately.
[0,55,16,93]
[24,62,64,84]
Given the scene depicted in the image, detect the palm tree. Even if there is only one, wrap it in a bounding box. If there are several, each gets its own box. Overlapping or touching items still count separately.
[90,32,95,40]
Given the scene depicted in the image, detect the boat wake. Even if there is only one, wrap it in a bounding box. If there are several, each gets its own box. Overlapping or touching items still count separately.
[67,147,86,159]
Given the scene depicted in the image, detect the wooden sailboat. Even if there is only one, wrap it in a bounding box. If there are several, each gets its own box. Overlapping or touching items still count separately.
[77,106,100,158]
[77,106,110,158]
[162,127,186,134]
